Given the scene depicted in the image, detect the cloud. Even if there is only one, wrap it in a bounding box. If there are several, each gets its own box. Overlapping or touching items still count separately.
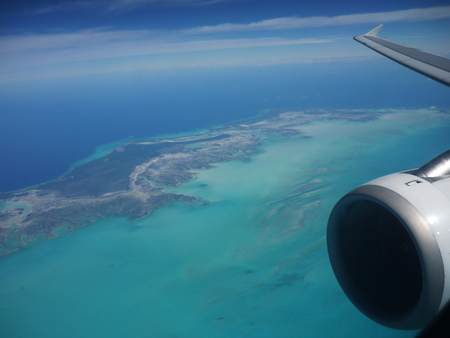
[0,28,155,54]
[184,6,450,34]
[107,0,232,11]
[0,29,330,64]
[28,1,105,15]
[0,29,332,82]
[0,25,333,80]
[3,5,450,82]
[28,0,239,14]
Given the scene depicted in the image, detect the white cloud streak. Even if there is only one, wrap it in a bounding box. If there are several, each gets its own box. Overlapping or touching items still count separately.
[184,6,450,34]
[0,30,328,62]
[0,33,330,82]
[29,1,105,15]
[107,0,233,11]
[29,0,239,14]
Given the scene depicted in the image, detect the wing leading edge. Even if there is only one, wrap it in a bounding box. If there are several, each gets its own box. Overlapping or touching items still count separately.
[354,25,450,87]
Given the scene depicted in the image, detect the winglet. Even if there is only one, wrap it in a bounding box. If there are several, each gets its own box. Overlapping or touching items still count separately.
[365,24,384,36]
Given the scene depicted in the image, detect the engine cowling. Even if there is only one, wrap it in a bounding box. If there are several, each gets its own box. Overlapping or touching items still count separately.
[327,150,450,330]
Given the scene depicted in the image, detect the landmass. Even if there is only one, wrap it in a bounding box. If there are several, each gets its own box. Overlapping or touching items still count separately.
[0,109,378,255]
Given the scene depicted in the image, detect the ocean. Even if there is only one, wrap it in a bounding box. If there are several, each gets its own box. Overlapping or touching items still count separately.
[1,61,450,337]
[1,60,449,192]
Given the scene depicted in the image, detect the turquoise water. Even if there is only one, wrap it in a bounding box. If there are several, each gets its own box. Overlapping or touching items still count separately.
[1,109,449,337]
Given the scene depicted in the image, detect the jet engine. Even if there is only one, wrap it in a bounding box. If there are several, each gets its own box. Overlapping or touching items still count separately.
[327,150,450,330]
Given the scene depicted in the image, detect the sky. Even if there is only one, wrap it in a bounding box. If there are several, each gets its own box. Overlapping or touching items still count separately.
[1,0,450,83]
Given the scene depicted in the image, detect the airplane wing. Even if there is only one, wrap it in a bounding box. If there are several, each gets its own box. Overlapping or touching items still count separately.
[354,24,450,87]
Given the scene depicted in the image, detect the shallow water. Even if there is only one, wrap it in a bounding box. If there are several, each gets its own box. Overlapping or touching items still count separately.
[1,109,449,337]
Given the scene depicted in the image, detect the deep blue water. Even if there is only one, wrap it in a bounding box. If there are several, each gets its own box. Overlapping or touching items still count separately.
[1,60,449,192]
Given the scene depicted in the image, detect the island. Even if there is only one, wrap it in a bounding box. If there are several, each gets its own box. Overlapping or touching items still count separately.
[0,109,378,255]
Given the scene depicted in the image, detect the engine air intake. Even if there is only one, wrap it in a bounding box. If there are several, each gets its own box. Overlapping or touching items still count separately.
[328,183,445,330]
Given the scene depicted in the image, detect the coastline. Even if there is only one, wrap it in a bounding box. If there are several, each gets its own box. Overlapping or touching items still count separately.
[0,107,448,337]
[0,108,447,256]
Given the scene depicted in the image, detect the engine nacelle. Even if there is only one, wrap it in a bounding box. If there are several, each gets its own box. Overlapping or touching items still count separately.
[327,150,450,330]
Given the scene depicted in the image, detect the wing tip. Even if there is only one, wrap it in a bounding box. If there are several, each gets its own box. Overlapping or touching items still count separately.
[365,24,384,37]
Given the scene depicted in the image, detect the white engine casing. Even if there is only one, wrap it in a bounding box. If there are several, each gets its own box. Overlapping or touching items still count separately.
[328,171,450,329]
